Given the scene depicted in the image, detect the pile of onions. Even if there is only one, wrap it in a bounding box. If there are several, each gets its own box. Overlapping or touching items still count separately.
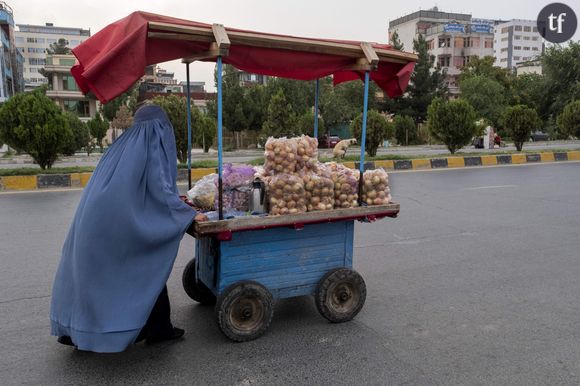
[361,168,391,205]
[267,173,307,215]
[264,137,297,175]
[301,171,334,211]
[296,135,318,170]
[326,162,359,208]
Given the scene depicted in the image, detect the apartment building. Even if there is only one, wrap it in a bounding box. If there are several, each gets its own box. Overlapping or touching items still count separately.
[0,1,24,102]
[493,19,543,69]
[388,8,494,96]
[43,54,97,121]
[14,23,90,91]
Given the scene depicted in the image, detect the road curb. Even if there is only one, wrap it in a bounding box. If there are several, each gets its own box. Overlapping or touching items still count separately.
[1,151,579,192]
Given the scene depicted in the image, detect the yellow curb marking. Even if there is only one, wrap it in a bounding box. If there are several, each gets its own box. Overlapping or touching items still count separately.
[481,155,497,165]
[190,168,215,180]
[374,160,394,170]
[447,157,465,168]
[567,151,580,161]
[411,159,431,169]
[0,175,38,191]
[540,152,555,162]
[511,154,527,164]
[80,173,92,187]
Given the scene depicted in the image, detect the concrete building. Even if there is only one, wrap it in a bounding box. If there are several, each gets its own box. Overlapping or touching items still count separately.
[493,19,543,69]
[43,54,97,121]
[0,2,24,102]
[14,23,90,91]
[388,8,495,96]
[237,70,267,86]
[516,59,542,76]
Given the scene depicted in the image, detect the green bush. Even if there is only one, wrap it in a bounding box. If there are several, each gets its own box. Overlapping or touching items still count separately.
[0,89,72,169]
[62,113,90,156]
[502,105,541,151]
[427,98,477,154]
[351,110,392,157]
[557,100,580,139]
[393,115,416,145]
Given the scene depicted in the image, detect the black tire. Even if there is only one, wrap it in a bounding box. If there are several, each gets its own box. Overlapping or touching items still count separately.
[216,281,274,342]
[182,258,216,305]
[315,268,366,323]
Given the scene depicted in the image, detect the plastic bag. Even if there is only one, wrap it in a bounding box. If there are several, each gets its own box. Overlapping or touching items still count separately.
[301,170,334,212]
[214,164,255,212]
[361,168,391,205]
[326,162,360,208]
[264,137,298,175]
[295,135,318,170]
[187,174,217,210]
[267,173,307,215]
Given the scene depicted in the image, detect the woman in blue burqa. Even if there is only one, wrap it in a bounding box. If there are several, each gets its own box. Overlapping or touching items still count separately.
[50,104,206,353]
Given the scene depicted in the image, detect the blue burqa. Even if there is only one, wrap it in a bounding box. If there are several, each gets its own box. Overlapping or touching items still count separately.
[50,105,196,353]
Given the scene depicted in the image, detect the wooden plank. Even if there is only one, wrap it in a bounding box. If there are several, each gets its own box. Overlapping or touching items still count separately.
[181,42,229,63]
[360,42,379,67]
[211,23,230,49]
[148,21,417,63]
[193,203,400,236]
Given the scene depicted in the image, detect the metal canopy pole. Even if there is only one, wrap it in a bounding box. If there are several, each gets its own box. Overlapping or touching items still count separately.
[358,71,370,205]
[186,63,192,190]
[217,56,224,220]
[313,78,320,139]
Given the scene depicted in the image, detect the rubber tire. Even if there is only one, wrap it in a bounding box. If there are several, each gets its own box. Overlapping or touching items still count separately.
[216,281,274,342]
[315,268,366,323]
[182,258,216,305]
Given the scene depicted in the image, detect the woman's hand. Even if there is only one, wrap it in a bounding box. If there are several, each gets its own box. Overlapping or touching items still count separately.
[194,213,208,222]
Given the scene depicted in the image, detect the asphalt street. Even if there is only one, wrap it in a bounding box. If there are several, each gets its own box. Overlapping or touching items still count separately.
[1,162,579,385]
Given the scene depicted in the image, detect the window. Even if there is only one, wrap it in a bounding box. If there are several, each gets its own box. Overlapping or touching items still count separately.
[501,37,508,42]
[514,46,521,50]
[26,37,45,44]
[532,37,539,41]
[437,55,450,67]
[29,68,39,73]
[523,46,530,51]
[514,35,521,40]
[63,100,90,117]
[524,26,531,32]
[47,38,56,44]
[514,56,521,60]
[15,36,24,44]
[500,58,507,62]
[29,58,46,65]
[533,26,538,32]
[515,25,523,31]
[532,47,540,51]
[27,47,46,54]
[501,27,509,33]
[438,37,451,48]
[501,48,508,52]
[484,39,493,48]
[62,75,79,91]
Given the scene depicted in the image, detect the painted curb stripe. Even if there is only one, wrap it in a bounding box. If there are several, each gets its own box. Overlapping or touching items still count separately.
[540,152,555,162]
[568,151,580,161]
[554,152,568,161]
[394,160,412,170]
[430,158,448,168]
[481,155,498,165]
[37,174,71,188]
[496,155,512,164]
[526,154,541,163]
[447,157,466,168]
[511,154,526,164]
[411,159,431,169]
[463,156,482,167]
[0,175,37,191]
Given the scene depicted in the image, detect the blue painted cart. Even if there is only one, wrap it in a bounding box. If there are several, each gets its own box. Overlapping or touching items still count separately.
[164,20,415,341]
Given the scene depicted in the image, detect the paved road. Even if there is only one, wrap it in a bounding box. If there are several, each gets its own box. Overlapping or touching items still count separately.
[1,141,579,168]
[1,162,579,385]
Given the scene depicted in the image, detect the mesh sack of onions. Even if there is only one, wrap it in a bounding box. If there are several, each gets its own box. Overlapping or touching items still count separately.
[326,162,360,209]
[264,137,297,175]
[266,173,307,215]
[295,135,318,170]
[214,164,255,211]
[361,168,391,205]
[301,171,334,212]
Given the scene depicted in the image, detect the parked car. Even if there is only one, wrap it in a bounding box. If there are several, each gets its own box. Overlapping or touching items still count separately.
[318,134,341,148]
[530,131,549,141]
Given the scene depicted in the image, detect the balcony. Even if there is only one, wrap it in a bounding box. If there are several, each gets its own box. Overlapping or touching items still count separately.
[45,89,86,100]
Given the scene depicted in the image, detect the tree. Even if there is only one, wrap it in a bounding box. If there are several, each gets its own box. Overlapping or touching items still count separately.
[390,30,404,51]
[46,38,71,55]
[296,110,324,137]
[0,89,72,169]
[502,105,541,151]
[151,94,201,163]
[393,115,416,146]
[62,112,90,156]
[458,56,512,90]
[427,98,477,154]
[261,89,297,137]
[557,100,580,139]
[402,34,448,124]
[541,42,580,120]
[220,64,247,148]
[351,110,392,157]
[320,77,379,128]
[102,85,138,122]
[195,115,216,153]
[459,75,506,128]
[87,113,109,150]
[111,105,133,141]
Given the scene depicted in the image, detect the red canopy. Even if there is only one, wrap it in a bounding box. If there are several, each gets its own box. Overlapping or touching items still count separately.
[71,11,416,104]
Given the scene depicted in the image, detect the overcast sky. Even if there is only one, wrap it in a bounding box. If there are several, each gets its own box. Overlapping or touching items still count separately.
[10,0,579,90]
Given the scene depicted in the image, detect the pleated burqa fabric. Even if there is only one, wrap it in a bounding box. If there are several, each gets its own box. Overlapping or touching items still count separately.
[50,105,196,352]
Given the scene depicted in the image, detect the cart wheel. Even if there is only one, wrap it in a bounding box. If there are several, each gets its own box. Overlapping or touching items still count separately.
[315,268,366,323]
[216,281,273,342]
[182,258,216,305]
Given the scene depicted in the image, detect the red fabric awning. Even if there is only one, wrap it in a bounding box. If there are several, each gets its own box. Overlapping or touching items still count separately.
[71,11,415,104]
